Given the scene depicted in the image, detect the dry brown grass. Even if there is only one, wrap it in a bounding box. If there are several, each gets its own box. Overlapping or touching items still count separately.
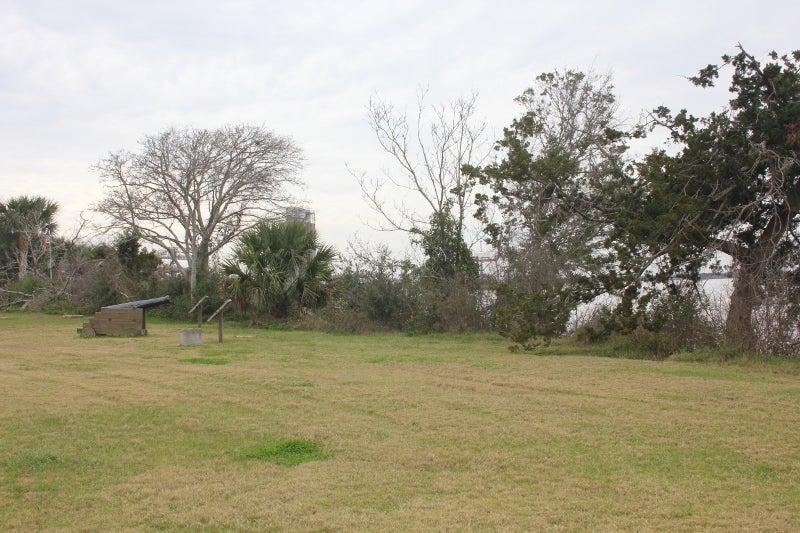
[1,313,799,531]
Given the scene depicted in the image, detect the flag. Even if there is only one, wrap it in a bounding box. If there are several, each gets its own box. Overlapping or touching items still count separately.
[41,229,50,251]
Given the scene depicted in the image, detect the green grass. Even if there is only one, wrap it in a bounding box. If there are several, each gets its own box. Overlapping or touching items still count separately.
[1,312,799,531]
[239,439,327,465]
[179,357,231,365]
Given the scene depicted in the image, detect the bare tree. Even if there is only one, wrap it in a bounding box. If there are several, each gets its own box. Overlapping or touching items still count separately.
[94,124,303,295]
[351,91,489,246]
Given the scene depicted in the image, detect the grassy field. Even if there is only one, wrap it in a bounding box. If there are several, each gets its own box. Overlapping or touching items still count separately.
[1,313,799,532]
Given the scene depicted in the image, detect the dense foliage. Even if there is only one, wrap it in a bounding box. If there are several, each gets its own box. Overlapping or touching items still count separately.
[466,47,800,355]
[222,220,336,320]
[639,47,800,351]
[464,70,643,347]
[0,196,59,281]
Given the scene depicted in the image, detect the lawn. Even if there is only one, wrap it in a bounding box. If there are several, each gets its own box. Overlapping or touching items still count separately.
[1,313,799,531]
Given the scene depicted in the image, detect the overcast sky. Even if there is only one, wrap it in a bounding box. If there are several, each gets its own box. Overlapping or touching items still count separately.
[1,0,798,257]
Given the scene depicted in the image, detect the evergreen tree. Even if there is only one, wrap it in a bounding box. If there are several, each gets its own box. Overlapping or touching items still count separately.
[223,220,336,319]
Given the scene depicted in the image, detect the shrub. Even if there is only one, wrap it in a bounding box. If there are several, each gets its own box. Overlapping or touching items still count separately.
[575,285,717,359]
[752,271,800,357]
[329,244,410,331]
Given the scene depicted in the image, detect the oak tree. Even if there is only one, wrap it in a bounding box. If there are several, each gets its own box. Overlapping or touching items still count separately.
[94,124,303,295]
[642,46,800,350]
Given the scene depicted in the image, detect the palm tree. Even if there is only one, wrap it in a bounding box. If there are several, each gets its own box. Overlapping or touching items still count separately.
[0,196,59,280]
[223,220,336,319]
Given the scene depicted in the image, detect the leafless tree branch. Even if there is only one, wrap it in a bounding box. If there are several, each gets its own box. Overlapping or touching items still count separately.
[93,124,304,294]
[352,91,490,245]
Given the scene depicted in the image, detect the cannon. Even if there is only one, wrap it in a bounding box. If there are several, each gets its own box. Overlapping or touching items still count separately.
[105,295,171,310]
[79,295,171,337]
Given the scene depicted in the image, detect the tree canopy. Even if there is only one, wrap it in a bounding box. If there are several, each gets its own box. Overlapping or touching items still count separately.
[639,46,800,349]
[0,196,59,280]
[464,69,641,345]
[94,124,303,295]
[466,47,800,352]
[5,45,800,355]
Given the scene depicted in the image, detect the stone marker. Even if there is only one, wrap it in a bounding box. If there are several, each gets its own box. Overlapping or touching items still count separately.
[180,328,202,346]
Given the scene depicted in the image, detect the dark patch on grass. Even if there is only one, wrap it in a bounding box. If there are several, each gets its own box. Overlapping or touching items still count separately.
[8,452,61,474]
[239,439,327,466]
[366,353,447,364]
[179,357,231,365]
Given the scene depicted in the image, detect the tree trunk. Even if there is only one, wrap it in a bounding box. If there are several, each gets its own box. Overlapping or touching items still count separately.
[17,234,29,279]
[197,243,210,278]
[724,206,791,352]
[189,258,197,301]
[189,247,198,298]
[191,243,211,298]
[725,268,757,350]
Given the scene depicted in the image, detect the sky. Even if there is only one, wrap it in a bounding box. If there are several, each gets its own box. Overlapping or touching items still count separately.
[1,0,798,259]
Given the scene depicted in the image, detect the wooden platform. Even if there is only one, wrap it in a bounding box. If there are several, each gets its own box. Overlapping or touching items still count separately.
[78,308,147,337]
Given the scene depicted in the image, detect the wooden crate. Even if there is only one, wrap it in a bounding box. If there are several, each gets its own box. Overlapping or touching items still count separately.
[78,308,147,337]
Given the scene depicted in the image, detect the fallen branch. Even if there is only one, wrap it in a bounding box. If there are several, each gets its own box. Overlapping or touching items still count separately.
[0,288,33,298]
[1,299,29,309]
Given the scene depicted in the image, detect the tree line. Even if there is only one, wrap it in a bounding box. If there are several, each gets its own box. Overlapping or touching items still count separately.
[2,45,798,357]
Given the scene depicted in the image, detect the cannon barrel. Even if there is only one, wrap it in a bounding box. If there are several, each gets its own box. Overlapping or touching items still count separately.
[105,295,171,310]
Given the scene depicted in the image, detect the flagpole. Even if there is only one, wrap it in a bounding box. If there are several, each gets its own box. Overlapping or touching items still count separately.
[43,228,52,280]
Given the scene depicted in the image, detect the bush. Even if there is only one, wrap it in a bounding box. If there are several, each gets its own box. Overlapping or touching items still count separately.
[291,307,390,334]
[65,253,126,313]
[613,327,688,360]
[154,274,226,322]
[574,285,717,359]
[436,274,487,333]
[752,271,800,357]
[574,306,616,344]
[328,244,410,331]
[4,275,45,296]
[327,245,486,335]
